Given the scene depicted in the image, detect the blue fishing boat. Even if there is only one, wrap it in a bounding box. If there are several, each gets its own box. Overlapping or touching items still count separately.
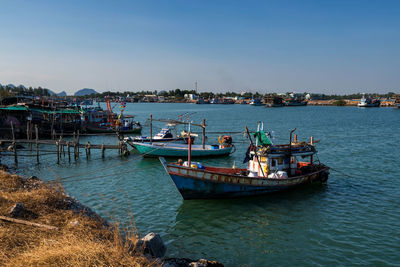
[130,139,233,157]
[159,127,329,199]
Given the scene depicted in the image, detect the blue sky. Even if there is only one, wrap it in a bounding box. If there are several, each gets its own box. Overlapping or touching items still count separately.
[1,0,399,94]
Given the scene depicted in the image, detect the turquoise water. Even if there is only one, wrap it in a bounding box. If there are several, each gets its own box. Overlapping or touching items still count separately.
[5,104,400,266]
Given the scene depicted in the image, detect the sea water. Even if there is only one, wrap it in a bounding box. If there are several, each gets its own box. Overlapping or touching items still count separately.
[6,103,400,266]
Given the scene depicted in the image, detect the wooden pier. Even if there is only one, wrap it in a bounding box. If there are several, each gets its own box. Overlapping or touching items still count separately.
[0,124,129,165]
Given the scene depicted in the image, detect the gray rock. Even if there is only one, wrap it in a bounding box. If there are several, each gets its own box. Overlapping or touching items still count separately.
[136,232,166,258]
[162,258,224,267]
[9,202,25,217]
[189,259,224,267]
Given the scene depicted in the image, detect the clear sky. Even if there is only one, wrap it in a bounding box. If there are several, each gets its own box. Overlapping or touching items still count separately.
[1,0,399,94]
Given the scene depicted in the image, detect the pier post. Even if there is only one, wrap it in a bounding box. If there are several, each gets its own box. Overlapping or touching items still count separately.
[30,122,33,151]
[101,143,105,158]
[87,141,91,156]
[35,125,39,164]
[77,130,80,155]
[67,142,71,162]
[26,121,30,141]
[56,141,60,164]
[150,114,152,143]
[202,118,206,149]
[11,122,17,165]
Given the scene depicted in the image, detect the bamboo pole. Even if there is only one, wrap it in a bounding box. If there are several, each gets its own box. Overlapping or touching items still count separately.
[0,215,59,230]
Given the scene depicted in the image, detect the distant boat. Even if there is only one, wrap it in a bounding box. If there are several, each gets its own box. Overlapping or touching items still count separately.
[209,98,219,104]
[358,94,380,107]
[159,127,329,199]
[86,121,142,134]
[264,95,284,107]
[195,98,209,104]
[285,99,308,106]
[249,98,263,106]
[128,136,234,157]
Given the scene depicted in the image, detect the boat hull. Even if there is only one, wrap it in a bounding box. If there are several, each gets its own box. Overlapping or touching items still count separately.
[133,142,233,157]
[160,158,329,199]
[132,136,194,143]
[357,103,380,107]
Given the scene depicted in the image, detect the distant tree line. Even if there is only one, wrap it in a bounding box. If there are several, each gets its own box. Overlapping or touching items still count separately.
[0,85,52,98]
[1,83,398,101]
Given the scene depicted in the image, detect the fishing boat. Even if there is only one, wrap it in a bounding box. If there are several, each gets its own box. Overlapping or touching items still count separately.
[86,121,142,134]
[358,94,380,107]
[84,99,142,134]
[264,95,284,107]
[159,127,329,199]
[128,135,234,157]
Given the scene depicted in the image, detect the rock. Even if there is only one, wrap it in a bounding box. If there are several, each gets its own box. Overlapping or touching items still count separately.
[28,176,39,181]
[189,259,224,267]
[69,220,80,227]
[9,203,26,217]
[136,232,166,258]
[162,258,224,267]
[0,163,9,171]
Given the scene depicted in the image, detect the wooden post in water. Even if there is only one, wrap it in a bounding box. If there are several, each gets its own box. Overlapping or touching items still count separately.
[87,141,91,156]
[56,141,60,164]
[26,121,30,141]
[101,143,105,158]
[29,122,33,151]
[73,132,77,160]
[76,130,80,155]
[150,114,153,143]
[67,142,71,162]
[11,122,17,165]
[35,125,39,164]
[202,118,206,149]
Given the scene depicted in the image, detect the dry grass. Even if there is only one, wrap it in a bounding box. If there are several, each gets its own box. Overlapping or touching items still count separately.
[0,170,157,266]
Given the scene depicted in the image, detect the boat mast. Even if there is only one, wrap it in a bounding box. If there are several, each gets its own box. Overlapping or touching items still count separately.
[188,122,192,167]
[288,128,296,177]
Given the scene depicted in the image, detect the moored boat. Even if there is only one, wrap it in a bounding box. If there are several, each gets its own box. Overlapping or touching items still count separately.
[160,127,329,199]
[86,120,142,134]
[130,138,233,157]
[249,98,263,106]
[358,94,380,107]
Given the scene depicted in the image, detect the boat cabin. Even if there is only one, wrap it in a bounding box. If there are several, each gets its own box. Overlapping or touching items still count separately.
[248,141,316,178]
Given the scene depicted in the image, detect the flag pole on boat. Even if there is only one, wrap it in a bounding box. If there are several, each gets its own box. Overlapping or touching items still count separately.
[288,128,296,177]
[188,122,192,167]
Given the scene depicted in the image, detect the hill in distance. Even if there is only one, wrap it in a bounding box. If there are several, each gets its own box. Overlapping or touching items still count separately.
[57,91,67,97]
[74,88,98,96]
